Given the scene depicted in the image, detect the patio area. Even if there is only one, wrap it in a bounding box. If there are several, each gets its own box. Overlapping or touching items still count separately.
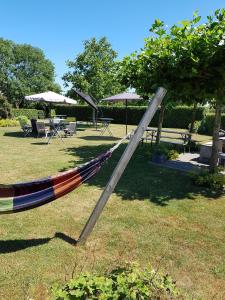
[150,152,210,172]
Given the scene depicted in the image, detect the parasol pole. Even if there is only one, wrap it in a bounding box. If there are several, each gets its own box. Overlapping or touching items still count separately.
[125,99,128,135]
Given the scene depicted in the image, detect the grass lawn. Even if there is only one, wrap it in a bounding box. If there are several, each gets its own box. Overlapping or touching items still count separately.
[0,124,224,299]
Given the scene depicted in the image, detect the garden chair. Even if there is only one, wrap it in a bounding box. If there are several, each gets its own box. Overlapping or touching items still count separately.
[64,122,77,137]
[31,119,38,136]
[19,119,32,137]
[36,122,50,138]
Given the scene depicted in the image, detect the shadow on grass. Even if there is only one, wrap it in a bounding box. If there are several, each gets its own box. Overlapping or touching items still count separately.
[31,142,49,145]
[4,131,26,138]
[54,232,77,245]
[61,143,222,206]
[0,232,78,253]
[78,136,121,142]
[0,237,52,253]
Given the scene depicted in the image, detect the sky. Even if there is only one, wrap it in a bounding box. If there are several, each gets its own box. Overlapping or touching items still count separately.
[0,0,224,91]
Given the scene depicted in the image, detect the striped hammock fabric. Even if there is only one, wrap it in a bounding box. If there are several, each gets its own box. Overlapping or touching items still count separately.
[0,150,112,214]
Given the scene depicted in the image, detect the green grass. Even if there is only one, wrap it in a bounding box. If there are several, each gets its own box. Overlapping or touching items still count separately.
[0,124,224,299]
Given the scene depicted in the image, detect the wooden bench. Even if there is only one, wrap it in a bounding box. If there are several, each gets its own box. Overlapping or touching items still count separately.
[141,127,192,152]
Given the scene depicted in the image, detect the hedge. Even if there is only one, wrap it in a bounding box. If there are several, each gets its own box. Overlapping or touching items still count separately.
[54,105,205,129]
[12,108,45,119]
[2,106,220,134]
[199,113,225,135]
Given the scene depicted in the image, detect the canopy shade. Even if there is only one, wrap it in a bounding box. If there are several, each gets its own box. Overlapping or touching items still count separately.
[73,89,98,110]
[102,92,143,134]
[25,91,77,105]
[102,92,143,102]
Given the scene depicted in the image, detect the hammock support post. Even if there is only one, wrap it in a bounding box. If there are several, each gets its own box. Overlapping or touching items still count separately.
[78,87,167,244]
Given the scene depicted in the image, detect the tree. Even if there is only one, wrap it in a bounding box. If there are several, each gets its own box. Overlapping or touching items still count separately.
[0,92,12,119]
[121,9,225,172]
[166,9,225,173]
[120,19,185,144]
[63,37,125,100]
[0,38,60,107]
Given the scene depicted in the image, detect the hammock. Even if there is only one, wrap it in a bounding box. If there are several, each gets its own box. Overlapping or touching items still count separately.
[0,133,130,214]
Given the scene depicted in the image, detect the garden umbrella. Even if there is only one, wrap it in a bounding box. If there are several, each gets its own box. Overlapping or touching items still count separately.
[73,89,98,110]
[25,91,77,105]
[101,92,143,134]
[74,89,99,126]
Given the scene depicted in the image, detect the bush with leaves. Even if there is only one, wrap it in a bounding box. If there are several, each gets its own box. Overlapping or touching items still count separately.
[148,144,179,161]
[0,93,12,119]
[12,108,44,119]
[167,149,180,160]
[16,115,29,127]
[191,169,225,192]
[188,121,201,133]
[51,263,181,299]
[55,104,205,128]
[0,119,19,127]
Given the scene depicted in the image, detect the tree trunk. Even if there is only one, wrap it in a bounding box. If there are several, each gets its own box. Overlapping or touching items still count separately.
[92,108,96,126]
[209,97,222,173]
[189,101,197,133]
[156,102,165,145]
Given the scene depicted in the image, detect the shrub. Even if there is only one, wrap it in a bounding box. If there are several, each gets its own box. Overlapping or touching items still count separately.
[66,117,76,122]
[12,108,44,119]
[51,263,181,299]
[54,105,205,129]
[198,114,214,135]
[191,169,225,191]
[164,106,205,129]
[50,109,56,117]
[38,110,45,119]
[16,115,29,127]
[198,113,225,135]
[188,120,201,133]
[0,119,19,127]
[149,144,179,161]
[0,94,12,119]
[167,149,179,160]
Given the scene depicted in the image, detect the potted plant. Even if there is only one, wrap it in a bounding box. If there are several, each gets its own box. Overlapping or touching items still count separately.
[151,144,169,163]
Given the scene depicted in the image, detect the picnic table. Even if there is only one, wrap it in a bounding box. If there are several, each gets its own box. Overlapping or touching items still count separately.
[142,127,192,152]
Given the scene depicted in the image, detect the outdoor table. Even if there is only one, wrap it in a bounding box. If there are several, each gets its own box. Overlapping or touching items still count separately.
[55,115,67,119]
[98,118,114,136]
[45,119,68,144]
[145,128,192,143]
[143,128,192,152]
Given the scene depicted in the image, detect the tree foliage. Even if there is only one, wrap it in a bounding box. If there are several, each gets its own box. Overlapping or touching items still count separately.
[0,92,12,119]
[0,38,60,107]
[121,8,225,172]
[121,9,225,102]
[63,37,125,100]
